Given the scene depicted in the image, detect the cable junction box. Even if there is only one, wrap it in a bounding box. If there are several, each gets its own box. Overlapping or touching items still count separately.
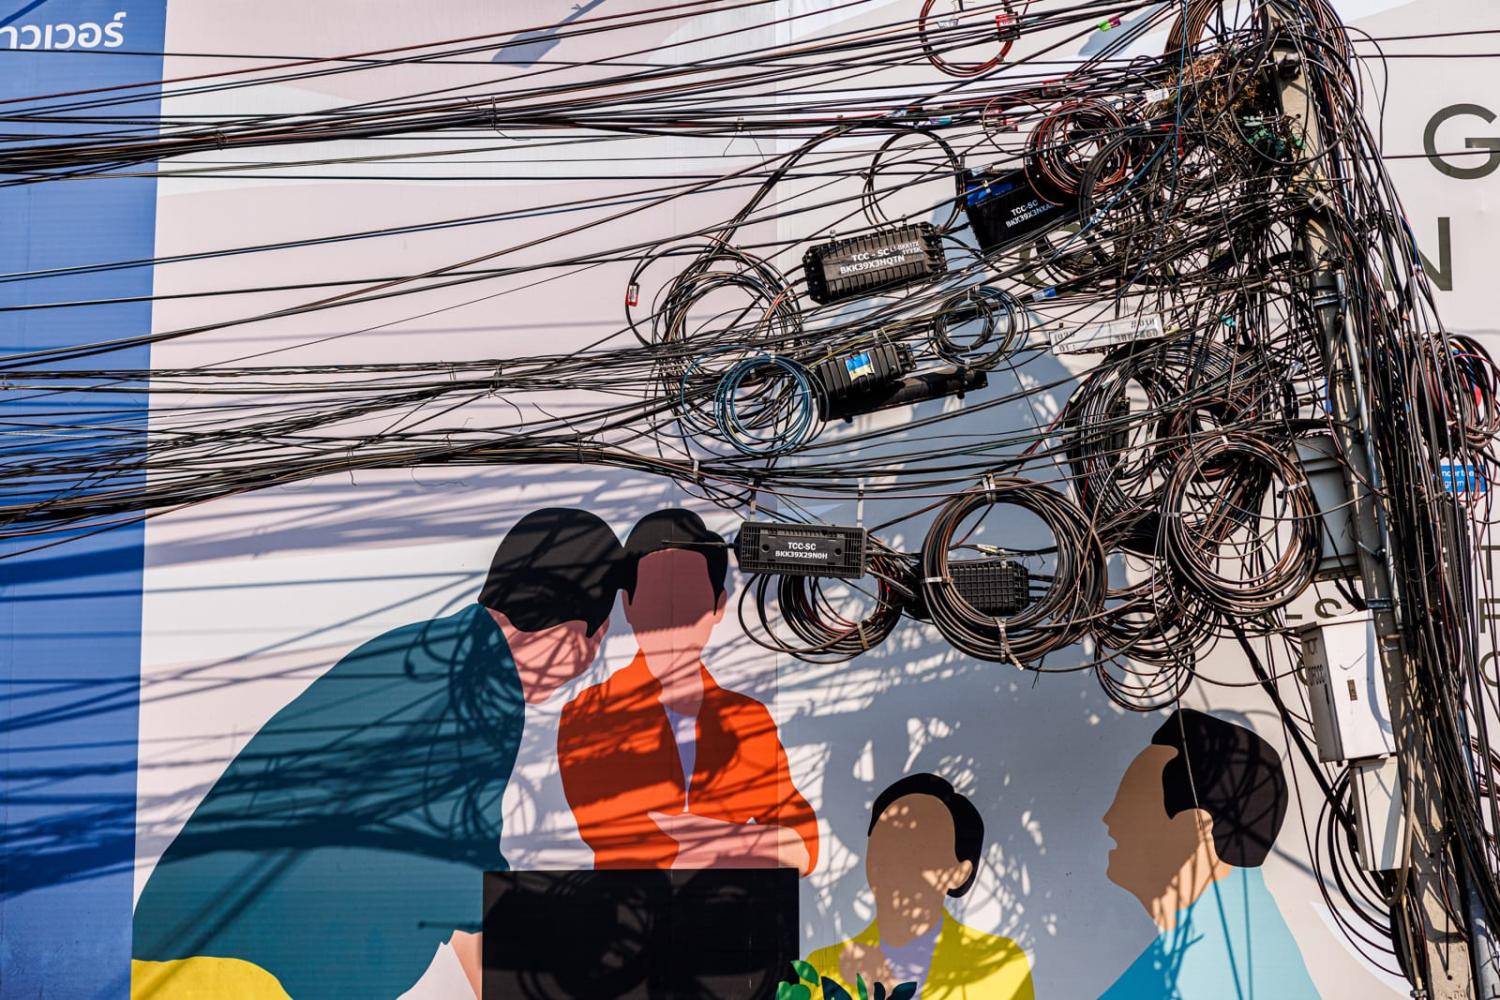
[802,224,946,305]
[1297,611,1395,762]
[811,344,914,411]
[1350,755,1407,872]
[735,522,868,578]
[963,167,1075,255]
[1295,435,1360,580]
[821,364,988,421]
[948,558,1032,615]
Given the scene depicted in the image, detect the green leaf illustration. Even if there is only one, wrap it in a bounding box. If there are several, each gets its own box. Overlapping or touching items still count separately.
[791,959,819,984]
[821,977,856,1000]
[776,983,812,1000]
[857,974,869,1000]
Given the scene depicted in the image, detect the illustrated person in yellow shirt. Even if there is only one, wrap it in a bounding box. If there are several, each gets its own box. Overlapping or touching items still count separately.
[806,774,1036,999]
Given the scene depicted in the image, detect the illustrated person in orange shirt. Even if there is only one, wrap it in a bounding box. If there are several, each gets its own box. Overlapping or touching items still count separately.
[558,508,818,874]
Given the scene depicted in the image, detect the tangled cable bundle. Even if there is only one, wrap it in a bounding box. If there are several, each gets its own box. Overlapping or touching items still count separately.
[741,550,909,664]
[1160,432,1321,618]
[712,355,821,456]
[1065,338,1259,552]
[917,0,1023,78]
[1027,99,1133,198]
[630,245,802,351]
[918,477,1106,665]
[929,287,1027,369]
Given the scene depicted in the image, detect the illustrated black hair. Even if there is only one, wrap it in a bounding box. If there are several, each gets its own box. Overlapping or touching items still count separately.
[478,508,622,636]
[621,508,728,601]
[868,773,984,898]
[1151,708,1289,868]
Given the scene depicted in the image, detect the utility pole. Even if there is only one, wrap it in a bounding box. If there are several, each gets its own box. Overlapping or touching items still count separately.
[1271,22,1476,1000]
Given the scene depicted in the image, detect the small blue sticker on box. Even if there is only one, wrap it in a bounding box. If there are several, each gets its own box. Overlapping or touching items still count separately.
[845,352,875,380]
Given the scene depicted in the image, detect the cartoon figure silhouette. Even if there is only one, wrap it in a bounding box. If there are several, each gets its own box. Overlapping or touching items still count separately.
[558,509,818,873]
[133,508,623,1000]
[1099,709,1317,998]
[807,774,1035,999]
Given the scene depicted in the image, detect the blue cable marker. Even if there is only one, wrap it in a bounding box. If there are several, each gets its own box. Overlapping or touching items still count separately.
[1440,462,1488,495]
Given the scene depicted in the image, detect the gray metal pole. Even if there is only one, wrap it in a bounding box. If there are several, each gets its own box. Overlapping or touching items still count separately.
[1272,32,1474,1000]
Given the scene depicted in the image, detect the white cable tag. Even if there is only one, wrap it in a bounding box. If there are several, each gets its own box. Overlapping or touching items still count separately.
[1050,314,1165,355]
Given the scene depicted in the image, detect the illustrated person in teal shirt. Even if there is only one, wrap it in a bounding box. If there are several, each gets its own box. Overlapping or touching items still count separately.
[132,508,623,1000]
[1099,709,1319,999]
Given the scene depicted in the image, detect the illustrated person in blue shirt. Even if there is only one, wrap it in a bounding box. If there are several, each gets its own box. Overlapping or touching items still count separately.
[132,508,623,1000]
[1099,709,1319,999]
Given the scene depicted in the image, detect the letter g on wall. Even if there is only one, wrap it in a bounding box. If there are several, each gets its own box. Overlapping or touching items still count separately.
[1426,104,1500,180]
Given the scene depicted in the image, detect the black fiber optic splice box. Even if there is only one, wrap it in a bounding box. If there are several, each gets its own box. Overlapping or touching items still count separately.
[948,558,1031,615]
[802,224,946,305]
[735,522,868,579]
[963,167,1076,255]
[812,344,914,409]
[822,365,988,422]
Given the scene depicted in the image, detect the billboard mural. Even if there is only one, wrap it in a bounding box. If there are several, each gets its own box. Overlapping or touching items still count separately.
[4,1,1500,998]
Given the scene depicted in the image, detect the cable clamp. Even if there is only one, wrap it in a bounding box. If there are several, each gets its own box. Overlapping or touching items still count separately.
[922,575,949,585]
[856,621,872,651]
[996,617,1025,671]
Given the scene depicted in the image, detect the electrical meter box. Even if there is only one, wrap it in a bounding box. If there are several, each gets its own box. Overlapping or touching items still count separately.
[1294,435,1359,580]
[1351,756,1406,872]
[1298,611,1394,762]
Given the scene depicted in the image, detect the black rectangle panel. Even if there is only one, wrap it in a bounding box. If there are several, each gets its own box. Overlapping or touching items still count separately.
[802,223,946,305]
[949,558,1032,615]
[484,869,798,1000]
[735,521,868,578]
[963,167,1075,255]
[822,365,988,422]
